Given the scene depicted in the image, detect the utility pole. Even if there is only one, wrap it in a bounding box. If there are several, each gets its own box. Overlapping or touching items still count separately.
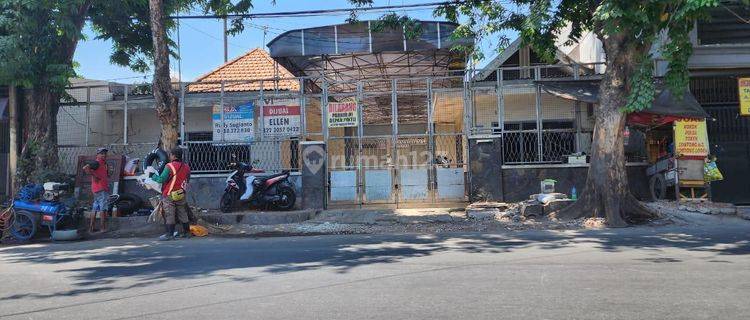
[263,25,268,47]
[223,17,228,62]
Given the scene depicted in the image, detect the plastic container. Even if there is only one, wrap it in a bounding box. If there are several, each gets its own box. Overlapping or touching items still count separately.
[540,179,556,194]
[571,186,577,200]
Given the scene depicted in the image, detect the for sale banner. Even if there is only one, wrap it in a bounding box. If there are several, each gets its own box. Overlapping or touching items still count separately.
[674,118,709,157]
[739,78,750,116]
[327,102,358,128]
[213,102,254,142]
[263,105,301,137]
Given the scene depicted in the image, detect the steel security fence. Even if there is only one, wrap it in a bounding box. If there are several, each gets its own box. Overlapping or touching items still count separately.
[502,131,539,164]
[56,62,605,175]
[183,139,300,173]
[541,130,577,163]
[57,142,157,175]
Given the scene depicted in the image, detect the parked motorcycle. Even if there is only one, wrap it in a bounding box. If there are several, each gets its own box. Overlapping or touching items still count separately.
[220,158,296,212]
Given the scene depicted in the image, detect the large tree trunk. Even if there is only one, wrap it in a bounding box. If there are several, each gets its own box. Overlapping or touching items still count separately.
[148,0,180,152]
[555,34,657,226]
[17,87,61,187]
[16,2,90,187]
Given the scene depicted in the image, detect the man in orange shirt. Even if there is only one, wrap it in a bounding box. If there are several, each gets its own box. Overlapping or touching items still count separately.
[84,147,110,233]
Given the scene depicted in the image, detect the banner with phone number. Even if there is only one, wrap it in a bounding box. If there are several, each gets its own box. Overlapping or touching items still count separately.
[263,105,301,137]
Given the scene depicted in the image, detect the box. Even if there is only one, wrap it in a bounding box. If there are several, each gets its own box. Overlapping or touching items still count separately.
[567,155,587,164]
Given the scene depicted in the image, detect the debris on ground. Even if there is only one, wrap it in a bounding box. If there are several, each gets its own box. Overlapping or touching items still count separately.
[583,217,606,229]
[97,198,750,240]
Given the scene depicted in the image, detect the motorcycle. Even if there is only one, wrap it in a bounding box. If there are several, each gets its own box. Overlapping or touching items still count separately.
[220,158,296,212]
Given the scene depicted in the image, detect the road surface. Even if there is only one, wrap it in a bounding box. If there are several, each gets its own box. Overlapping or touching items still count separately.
[1,223,749,319]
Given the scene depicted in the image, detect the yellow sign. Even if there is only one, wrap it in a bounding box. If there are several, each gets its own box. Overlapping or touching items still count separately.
[674,119,709,157]
[740,78,750,116]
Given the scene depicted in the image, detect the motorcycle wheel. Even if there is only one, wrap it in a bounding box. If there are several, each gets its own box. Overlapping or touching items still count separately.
[274,185,296,211]
[220,192,236,213]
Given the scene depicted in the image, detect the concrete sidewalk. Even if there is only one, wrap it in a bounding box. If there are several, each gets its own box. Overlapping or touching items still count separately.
[90,201,750,240]
[99,207,468,239]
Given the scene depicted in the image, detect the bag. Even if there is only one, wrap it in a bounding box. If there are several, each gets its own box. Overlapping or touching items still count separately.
[148,201,165,224]
[168,189,185,202]
[704,161,724,182]
[189,225,208,237]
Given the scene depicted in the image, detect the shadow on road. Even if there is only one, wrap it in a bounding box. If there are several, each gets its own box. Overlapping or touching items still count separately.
[0,224,748,303]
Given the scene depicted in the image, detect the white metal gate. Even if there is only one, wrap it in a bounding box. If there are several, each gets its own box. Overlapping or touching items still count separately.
[326,77,468,207]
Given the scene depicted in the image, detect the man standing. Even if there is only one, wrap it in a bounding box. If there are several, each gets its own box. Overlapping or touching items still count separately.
[84,147,110,233]
[151,147,191,241]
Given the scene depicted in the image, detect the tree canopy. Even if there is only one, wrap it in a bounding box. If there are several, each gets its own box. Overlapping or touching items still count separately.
[0,0,254,91]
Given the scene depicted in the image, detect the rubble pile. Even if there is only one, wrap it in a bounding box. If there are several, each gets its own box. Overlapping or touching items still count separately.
[644,200,744,218]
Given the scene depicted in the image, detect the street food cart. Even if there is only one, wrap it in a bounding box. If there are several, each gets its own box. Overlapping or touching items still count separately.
[627,88,711,202]
[536,80,711,201]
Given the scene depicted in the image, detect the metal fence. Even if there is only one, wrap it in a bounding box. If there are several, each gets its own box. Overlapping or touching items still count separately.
[58,142,157,175]
[56,62,604,176]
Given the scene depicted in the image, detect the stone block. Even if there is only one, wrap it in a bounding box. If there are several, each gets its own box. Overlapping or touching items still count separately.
[520,201,544,218]
[467,208,499,220]
[544,199,576,215]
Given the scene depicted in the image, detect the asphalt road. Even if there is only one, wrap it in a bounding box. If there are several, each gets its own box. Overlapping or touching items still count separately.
[1,223,749,320]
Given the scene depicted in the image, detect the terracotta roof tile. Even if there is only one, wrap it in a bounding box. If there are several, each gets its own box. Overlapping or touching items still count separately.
[187,48,299,93]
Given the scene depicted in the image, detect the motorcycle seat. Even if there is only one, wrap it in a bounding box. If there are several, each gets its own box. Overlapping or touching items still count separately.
[257,172,288,182]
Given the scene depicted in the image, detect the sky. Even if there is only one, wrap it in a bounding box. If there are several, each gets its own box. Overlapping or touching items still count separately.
[73,0,514,84]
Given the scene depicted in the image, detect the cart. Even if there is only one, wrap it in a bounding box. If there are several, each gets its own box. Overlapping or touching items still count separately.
[4,183,83,242]
[627,87,710,202]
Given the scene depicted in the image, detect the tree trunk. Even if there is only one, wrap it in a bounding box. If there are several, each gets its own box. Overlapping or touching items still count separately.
[148,0,180,152]
[555,35,657,226]
[15,2,90,187]
[17,87,61,187]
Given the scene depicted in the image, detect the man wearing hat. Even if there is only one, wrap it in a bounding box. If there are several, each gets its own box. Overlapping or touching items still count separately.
[83,147,110,233]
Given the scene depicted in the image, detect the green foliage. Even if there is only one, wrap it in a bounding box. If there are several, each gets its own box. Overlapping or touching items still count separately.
[0,0,87,91]
[370,13,423,39]
[0,0,257,90]
[623,55,656,112]
[351,0,723,113]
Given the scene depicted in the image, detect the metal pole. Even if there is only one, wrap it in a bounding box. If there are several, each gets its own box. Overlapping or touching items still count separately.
[180,82,186,144]
[575,101,582,153]
[223,17,228,63]
[178,18,185,145]
[356,81,364,206]
[85,86,91,146]
[391,79,398,203]
[299,79,306,139]
[220,80,225,141]
[497,70,504,134]
[427,78,435,202]
[259,80,265,141]
[535,83,543,162]
[123,85,128,145]
[322,80,329,142]
[368,21,373,53]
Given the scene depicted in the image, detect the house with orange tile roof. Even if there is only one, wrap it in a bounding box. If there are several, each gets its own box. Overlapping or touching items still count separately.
[63,48,305,146]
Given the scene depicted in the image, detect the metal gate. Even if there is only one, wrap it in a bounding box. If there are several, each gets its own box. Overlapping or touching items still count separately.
[705,105,750,204]
[326,77,468,207]
[691,77,750,204]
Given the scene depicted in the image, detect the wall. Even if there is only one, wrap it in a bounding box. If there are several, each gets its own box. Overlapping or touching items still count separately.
[472,85,581,129]
[57,80,119,146]
[121,173,302,210]
[500,164,650,202]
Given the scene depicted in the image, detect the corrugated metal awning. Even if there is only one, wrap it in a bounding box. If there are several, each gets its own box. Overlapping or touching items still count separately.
[536,80,708,119]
